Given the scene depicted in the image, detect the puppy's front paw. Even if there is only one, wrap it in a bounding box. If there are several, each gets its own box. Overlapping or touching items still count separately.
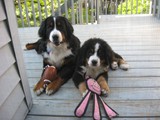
[25,43,36,50]
[78,81,87,97]
[33,81,44,96]
[111,61,118,70]
[101,89,110,97]
[119,59,129,70]
[82,90,88,97]
[45,87,54,95]
[120,63,129,70]
[46,77,63,95]
[97,76,110,97]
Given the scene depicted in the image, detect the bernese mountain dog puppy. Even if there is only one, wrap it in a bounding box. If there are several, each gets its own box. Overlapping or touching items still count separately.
[26,16,80,95]
[72,38,129,97]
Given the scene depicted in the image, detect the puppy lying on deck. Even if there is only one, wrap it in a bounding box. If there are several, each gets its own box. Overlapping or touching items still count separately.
[72,38,129,97]
[25,16,80,95]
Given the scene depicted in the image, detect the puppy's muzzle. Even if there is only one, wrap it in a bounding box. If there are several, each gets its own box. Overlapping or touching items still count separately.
[92,60,98,66]
[52,35,60,46]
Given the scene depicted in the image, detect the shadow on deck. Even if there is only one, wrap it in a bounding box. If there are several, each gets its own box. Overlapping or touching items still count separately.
[19,15,160,120]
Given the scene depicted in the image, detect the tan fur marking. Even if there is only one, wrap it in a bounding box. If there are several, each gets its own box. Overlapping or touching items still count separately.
[62,33,66,42]
[26,43,37,50]
[119,59,127,65]
[78,81,87,95]
[97,76,110,93]
[46,77,64,95]
[33,79,44,92]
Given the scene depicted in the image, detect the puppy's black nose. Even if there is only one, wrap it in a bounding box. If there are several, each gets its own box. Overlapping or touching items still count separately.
[52,35,59,45]
[52,35,59,42]
[92,60,97,66]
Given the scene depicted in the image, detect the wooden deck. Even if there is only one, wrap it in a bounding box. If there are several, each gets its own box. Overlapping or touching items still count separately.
[19,15,160,120]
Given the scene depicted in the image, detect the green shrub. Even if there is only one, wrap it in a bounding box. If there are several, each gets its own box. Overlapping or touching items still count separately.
[118,0,150,14]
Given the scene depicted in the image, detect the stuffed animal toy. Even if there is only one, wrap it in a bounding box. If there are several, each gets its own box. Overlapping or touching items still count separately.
[74,77,118,120]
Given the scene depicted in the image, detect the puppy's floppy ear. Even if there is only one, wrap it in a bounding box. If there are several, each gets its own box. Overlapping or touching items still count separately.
[38,20,46,38]
[103,42,114,64]
[76,45,87,66]
[63,17,74,37]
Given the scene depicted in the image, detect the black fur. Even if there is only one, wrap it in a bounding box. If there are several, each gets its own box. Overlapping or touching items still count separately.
[29,16,80,83]
[36,16,80,54]
[72,38,123,88]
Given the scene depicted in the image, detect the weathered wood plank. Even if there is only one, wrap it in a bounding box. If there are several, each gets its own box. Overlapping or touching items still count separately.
[20,36,160,44]
[22,45,160,51]
[28,77,160,88]
[26,69,160,78]
[26,116,160,120]
[28,99,160,117]
[23,55,160,63]
[30,87,160,100]
[24,61,160,70]
[20,39,160,49]
[0,83,25,120]
[99,15,160,24]
[23,50,160,57]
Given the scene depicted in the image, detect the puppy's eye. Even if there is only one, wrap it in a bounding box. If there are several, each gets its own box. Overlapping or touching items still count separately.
[98,49,102,54]
[57,22,61,26]
[87,49,94,56]
[98,49,104,57]
[48,22,53,27]
[57,22,63,28]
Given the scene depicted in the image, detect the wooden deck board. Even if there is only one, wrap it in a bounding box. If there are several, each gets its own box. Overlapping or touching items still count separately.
[26,99,160,117]
[19,15,160,119]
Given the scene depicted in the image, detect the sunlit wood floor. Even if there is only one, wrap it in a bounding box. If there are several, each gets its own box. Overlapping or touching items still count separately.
[19,15,160,120]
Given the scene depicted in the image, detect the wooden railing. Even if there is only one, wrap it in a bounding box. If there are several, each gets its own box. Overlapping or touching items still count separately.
[15,0,155,27]
[15,0,100,27]
[100,0,152,15]
[152,0,160,18]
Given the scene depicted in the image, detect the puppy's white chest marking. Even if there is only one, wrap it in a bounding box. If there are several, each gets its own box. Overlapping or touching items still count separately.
[44,43,72,67]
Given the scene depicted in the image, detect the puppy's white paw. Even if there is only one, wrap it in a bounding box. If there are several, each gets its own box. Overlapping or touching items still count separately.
[120,63,129,70]
[34,87,44,96]
[46,90,53,95]
[23,45,28,50]
[45,88,54,95]
[101,89,109,97]
[111,61,118,70]
[82,90,88,97]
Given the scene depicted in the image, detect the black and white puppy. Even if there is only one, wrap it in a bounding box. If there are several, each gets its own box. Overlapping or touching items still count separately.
[26,16,80,95]
[72,38,129,97]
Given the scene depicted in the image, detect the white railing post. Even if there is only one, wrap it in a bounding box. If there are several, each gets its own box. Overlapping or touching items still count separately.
[78,0,83,24]
[153,0,156,16]
[65,0,68,19]
[149,0,152,14]
[96,0,99,24]
[71,0,75,25]
[85,0,88,24]
[158,0,160,18]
